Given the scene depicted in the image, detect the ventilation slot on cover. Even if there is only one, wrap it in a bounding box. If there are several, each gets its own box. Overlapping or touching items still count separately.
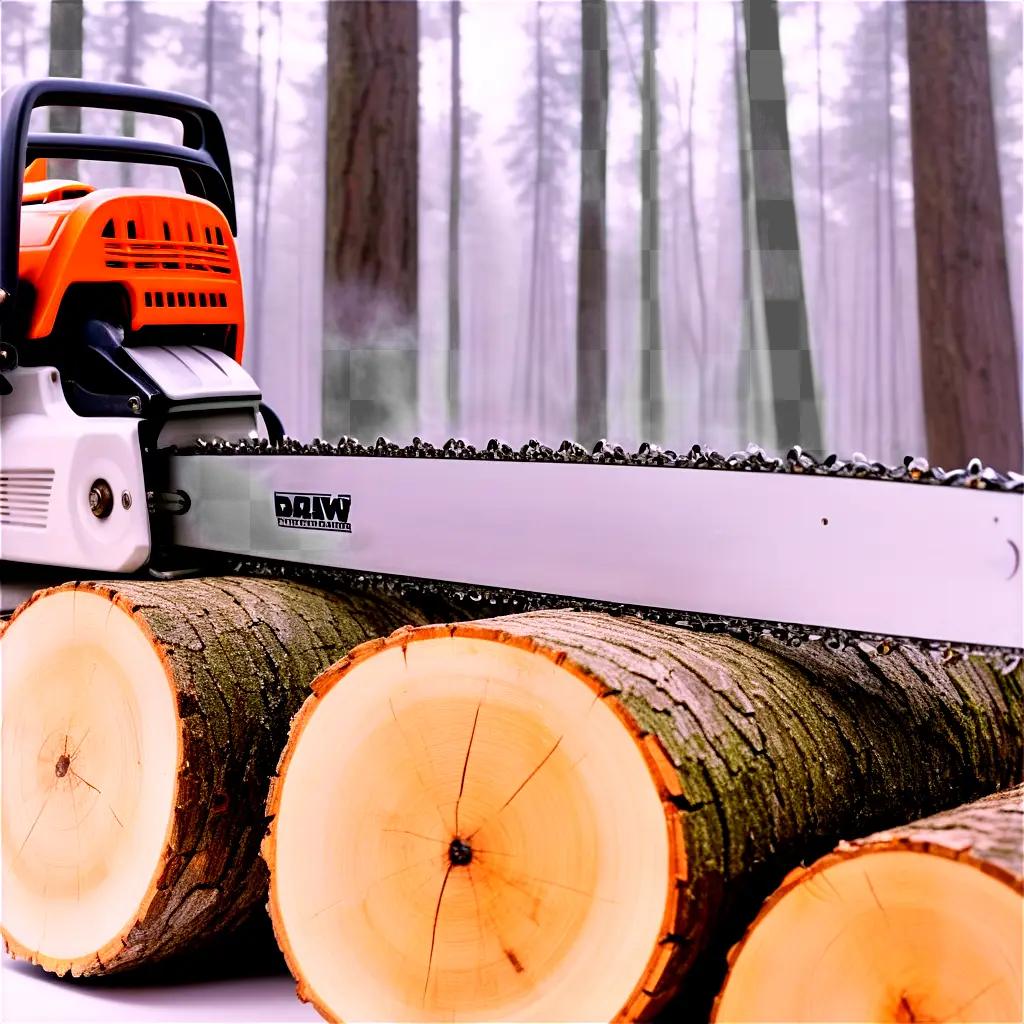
[144,291,222,310]
[0,469,55,529]
[105,211,232,276]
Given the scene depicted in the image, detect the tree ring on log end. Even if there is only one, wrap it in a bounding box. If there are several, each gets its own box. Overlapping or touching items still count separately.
[714,847,1023,1022]
[267,630,682,1022]
[1,589,178,975]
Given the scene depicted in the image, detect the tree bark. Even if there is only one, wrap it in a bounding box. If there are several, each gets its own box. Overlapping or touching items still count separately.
[322,0,419,442]
[714,784,1024,1022]
[0,576,459,977]
[576,0,608,447]
[265,610,1023,1021]
[47,0,83,179]
[640,0,662,445]
[448,0,462,434]
[907,1,1022,471]
[737,0,823,455]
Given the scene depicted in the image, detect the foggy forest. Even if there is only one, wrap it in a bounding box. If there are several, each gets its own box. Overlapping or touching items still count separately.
[1,0,1021,468]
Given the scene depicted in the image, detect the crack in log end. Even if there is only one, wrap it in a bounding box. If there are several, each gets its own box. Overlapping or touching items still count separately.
[895,992,919,1022]
[504,948,525,973]
[54,754,70,779]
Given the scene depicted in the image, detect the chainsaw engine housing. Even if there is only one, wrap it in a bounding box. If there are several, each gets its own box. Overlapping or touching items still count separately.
[0,79,262,573]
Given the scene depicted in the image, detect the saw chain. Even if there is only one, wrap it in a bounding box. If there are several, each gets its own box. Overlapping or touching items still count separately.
[167,435,1024,675]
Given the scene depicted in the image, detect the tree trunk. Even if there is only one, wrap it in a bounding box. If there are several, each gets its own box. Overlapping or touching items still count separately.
[907,1,1022,471]
[686,3,708,439]
[885,3,902,452]
[322,0,419,443]
[520,1,547,432]
[249,0,266,378]
[871,151,883,456]
[814,3,826,299]
[733,2,771,448]
[575,0,608,448]
[737,0,823,455]
[47,0,83,179]
[639,0,662,445]
[264,610,1023,1022]
[715,784,1024,1022]
[0,576,459,977]
[119,0,138,187]
[448,0,462,435]
[257,1,284,344]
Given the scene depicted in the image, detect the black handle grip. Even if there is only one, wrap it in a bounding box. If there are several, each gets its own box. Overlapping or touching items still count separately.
[1,78,237,314]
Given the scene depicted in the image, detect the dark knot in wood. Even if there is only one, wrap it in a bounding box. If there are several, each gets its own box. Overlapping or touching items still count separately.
[448,837,473,867]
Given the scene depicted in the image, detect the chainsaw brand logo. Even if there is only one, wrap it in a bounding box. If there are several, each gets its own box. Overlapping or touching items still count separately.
[274,492,352,532]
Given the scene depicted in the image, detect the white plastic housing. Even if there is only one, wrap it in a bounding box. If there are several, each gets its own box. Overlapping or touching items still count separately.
[0,368,151,571]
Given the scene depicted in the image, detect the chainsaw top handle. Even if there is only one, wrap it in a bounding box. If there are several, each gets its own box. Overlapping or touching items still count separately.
[0,77,236,316]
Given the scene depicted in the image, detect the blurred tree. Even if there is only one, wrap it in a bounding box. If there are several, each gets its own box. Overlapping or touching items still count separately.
[119,0,139,186]
[734,0,822,454]
[48,0,83,178]
[322,0,419,441]
[814,4,825,298]
[448,0,462,432]
[504,1,579,438]
[576,0,608,446]
[883,2,904,452]
[639,0,661,443]
[2,1,40,82]
[839,3,902,455]
[988,2,1023,347]
[684,4,708,437]
[256,0,284,356]
[250,0,265,373]
[907,0,1022,469]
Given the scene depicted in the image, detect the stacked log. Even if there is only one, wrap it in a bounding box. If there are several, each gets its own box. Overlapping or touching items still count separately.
[713,784,1024,1023]
[0,576,459,977]
[262,611,1023,1023]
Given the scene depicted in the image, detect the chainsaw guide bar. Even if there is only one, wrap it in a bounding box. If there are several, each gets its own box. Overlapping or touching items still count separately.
[163,437,1024,673]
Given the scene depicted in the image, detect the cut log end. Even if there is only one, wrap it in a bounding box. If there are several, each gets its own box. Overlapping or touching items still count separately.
[3,576,453,977]
[1,588,179,975]
[714,791,1024,1023]
[266,629,682,1023]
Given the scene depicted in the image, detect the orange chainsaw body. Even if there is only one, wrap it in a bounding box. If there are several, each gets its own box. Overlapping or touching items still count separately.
[16,159,245,360]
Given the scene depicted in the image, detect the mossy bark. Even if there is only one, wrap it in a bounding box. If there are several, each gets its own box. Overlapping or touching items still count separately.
[836,782,1023,884]
[392,611,1023,1018]
[2,576,460,976]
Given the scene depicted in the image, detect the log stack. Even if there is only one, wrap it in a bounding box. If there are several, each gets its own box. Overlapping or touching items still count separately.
[262,611,1023,1022]
[713,784,1024,1023]
[0,576,460,977]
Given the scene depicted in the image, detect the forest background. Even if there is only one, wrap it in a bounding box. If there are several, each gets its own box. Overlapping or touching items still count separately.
[1,0,1021,467]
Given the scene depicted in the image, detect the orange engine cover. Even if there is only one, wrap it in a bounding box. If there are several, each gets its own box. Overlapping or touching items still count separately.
[18,187,245,361]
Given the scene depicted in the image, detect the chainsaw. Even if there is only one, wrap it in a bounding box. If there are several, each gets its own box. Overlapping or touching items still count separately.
[1,79,1021,669]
